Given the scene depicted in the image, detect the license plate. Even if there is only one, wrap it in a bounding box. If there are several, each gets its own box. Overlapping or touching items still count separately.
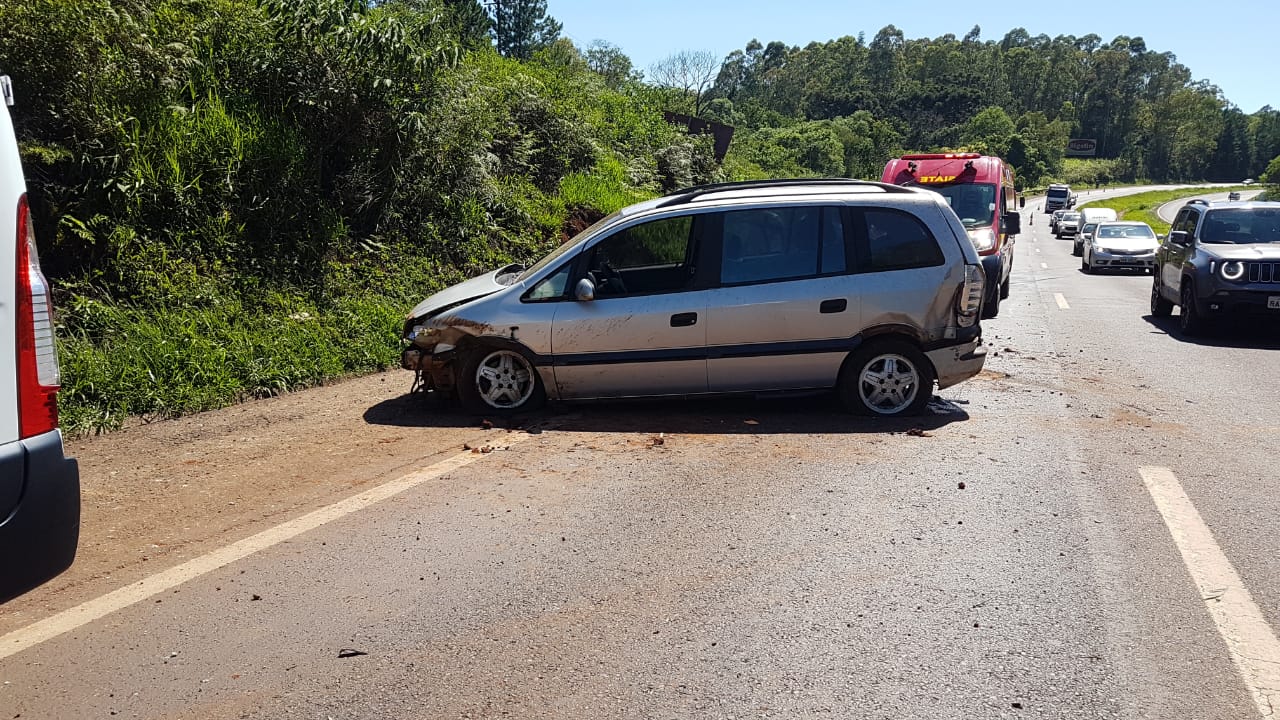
[1269,296,1280,310]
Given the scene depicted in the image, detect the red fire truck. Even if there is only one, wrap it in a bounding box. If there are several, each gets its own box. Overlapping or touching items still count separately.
[882,153,1023,318]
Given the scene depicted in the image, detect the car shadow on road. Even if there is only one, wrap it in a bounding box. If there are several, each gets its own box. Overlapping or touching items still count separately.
[363,390,971,436]
[1142,314,1280,349]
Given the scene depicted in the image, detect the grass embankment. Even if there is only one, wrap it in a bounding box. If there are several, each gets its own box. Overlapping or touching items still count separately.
[1076,186,1256,234]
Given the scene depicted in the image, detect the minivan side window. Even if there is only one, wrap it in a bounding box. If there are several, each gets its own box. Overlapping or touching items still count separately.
[525,262,573,301]
[719,206,845,285]
[585,215,695,297]
[854,208,945,272]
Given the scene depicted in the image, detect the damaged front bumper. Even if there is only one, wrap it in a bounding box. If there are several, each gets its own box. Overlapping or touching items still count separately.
[401,321,464,393]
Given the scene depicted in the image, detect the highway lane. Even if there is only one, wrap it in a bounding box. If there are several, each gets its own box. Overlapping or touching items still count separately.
[1156,189,1266,223]
[1,186,1276,719]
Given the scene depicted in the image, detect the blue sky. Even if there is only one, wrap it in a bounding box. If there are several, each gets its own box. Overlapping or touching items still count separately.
[548,0,1276,114]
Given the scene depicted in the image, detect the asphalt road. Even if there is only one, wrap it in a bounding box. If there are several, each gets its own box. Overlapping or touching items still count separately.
[1155,188,1267,223]
[2,186,1278,719]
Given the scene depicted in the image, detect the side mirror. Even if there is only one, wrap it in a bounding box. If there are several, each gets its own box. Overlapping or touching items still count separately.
[1019,197,1026,209]
[574,278,596,302]
[1157,233,1166,241]
[1003,212,1022,236]
[1168,230,1188,246]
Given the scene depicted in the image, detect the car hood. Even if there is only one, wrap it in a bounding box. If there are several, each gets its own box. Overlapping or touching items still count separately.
[1096,237,1158,252]
[406,264,520,322]
[1201,244,1280,260]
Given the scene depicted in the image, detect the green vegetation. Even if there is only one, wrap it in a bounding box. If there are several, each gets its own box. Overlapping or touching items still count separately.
[1,0,718,434]
[1077,186,1255,234]
[2,3,1278,433]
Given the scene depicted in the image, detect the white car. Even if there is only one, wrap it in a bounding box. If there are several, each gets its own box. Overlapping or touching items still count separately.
[0,74,80,601]
[1082,221,1159,274]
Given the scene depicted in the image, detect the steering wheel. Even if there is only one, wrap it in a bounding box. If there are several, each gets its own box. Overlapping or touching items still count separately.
[599,262,627,295]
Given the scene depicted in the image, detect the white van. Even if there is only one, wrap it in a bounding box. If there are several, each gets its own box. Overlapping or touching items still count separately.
[1074,207,1118,255]
[0,74,80,602]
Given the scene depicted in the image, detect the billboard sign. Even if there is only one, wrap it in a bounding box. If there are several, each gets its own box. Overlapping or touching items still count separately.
[1066,138,1098,157]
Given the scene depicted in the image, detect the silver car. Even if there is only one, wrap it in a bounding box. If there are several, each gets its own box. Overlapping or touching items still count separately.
[1083,221,1159,273]
[1056,211,1080,239]
[1049,209,1066,234]
[401,180,988,416]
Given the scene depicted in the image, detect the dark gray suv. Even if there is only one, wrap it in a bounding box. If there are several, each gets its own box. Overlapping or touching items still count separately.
[1151,198,1280,335]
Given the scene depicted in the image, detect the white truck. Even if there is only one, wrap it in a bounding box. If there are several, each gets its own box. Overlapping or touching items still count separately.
[1073,207,1119,256]
[1045,183,1074,213]
[0,74,80,602]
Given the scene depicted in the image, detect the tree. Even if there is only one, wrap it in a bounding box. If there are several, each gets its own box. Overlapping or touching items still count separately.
[436,0,490,49]
[960,106,1017,157]
[585,40,639,88]
[650,50,720,116]
[489,0,561,60]
[1261,155,1280,184]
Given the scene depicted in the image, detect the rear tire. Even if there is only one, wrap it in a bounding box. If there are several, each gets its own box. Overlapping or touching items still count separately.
[838,340,935,417]
[1072,240,1082,257]
[999,273,1011,300]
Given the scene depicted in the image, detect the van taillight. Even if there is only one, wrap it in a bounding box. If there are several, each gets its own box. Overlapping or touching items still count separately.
[956,264,984,327]
[15,193,61,438]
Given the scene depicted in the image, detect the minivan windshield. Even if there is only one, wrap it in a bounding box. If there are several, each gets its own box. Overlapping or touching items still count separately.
[929,182,997,228]
[518,209,623,281]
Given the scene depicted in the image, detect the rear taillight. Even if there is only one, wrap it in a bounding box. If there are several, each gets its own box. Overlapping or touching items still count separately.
[956,264,984,327]
[15,193,61,438]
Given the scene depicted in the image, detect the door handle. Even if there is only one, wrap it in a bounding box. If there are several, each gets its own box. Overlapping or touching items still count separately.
[819,298,847,314]
[670,312,698,327]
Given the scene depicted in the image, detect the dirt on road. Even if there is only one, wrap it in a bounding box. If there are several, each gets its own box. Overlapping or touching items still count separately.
[0,372,513,634]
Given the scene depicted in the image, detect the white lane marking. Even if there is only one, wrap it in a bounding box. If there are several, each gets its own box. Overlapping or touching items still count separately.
[1054,293,1070,309]
[1040,262,1049,270]
[1139,466,1280,718]
[0,435,537,661]
[1035,247,1041,253]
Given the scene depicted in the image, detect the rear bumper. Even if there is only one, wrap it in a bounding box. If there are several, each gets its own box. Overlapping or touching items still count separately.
[0,430,80,602]
[926,336,987,390]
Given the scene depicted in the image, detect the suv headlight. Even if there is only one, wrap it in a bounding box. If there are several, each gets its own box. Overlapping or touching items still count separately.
[1220,260,1245,281]
[967,228,997,252]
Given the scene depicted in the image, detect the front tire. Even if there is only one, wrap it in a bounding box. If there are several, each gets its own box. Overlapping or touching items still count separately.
[1179,282,1206,337]
[1081,254,1092,273]
[458,346,546,415]
[981,284,1001,319]
[839,340,935,417]
[1150,276,1174,316]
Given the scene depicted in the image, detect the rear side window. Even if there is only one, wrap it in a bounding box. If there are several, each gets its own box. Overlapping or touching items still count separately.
[854,208,945,272]
[719,206,845,285]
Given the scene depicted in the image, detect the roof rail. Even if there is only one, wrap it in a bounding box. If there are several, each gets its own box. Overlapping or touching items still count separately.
[1186,198,1209,206]
[656,178,916,208]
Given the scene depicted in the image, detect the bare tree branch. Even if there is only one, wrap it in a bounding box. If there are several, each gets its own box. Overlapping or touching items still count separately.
[650,50,720,116]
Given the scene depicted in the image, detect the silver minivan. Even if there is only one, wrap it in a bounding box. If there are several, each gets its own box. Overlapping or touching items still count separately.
[402,180,988,416]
